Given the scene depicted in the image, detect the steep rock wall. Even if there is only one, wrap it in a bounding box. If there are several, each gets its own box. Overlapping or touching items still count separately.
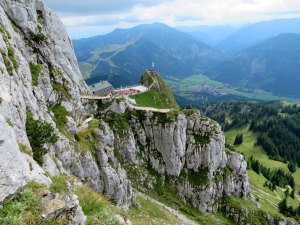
[102,107,251,213]
[0,0,134,209]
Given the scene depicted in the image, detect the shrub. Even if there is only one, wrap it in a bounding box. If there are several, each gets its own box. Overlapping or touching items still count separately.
[36,9,43,21]
[193,133,210,146]
[32,33,46,42]
[50,104,69,131]
[26,112,58,165]
[288,161,296,173]
[234,133,243,145]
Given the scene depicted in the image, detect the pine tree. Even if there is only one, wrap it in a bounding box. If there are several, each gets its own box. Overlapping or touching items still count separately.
[278,198,288,214]
[234,133,243,145]
[288,161,296,173]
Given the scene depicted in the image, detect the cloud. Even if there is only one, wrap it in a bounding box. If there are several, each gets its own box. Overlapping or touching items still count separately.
[44,0,166,15]
[43,0,300,38]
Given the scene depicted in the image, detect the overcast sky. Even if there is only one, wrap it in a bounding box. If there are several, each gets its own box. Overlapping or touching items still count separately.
[43,0,300,39]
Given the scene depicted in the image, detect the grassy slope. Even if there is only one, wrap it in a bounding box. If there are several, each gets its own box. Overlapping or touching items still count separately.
[225,126,300,218]
[77,185,208,225]
[131,71,179,109]
[131,89,174,109]
[167,75,300,102]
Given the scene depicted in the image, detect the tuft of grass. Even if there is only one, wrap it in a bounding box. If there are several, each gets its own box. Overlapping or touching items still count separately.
[2,55,13,75]
[36,9,43,21]
[0,189,41,225]
[76,186,121,225]
[18,142,33,156]
[75,119,99,153]
[7,46,19,70]
[29,63,43,86]
[0,181,66,225]
[49,176,68,194]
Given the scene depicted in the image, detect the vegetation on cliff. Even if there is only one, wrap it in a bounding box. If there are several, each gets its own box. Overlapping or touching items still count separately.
[131,70,179,109]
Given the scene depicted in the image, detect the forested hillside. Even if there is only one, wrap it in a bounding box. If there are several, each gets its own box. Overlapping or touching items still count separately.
[202,101,300,222]
[203,102,300,164]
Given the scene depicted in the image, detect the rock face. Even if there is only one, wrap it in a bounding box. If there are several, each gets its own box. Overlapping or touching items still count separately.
[224,205,300,225]
[0,0,133,209]
[0,114,50,203]
[40,192,86,225]
[103,108,251,212]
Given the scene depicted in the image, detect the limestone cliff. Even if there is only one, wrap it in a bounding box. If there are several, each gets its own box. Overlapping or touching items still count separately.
[0,0,133,212]
[99,106,251,212]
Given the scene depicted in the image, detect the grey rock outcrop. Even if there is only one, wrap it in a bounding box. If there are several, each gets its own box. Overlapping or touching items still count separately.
[111,109,251,213]
[0,114,50,203]
[223,206,299,225]
[93,122,134,208]
[40,192,86,225]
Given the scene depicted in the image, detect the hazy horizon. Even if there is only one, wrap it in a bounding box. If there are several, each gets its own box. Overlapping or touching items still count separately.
[43,0,300,39]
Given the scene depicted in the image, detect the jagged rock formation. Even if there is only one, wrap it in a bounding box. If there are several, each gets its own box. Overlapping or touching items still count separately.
[0,0,133,211]
[102,108,251,212]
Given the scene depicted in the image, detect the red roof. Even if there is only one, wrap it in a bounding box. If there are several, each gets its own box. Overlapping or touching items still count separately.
[113,88,138,95]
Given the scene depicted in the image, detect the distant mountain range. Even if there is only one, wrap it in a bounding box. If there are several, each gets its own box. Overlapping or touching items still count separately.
[73,19,300,99]
[207,33,300,98]
[177,25,237,46]
[73,23,223,87]
[216,18,300,54]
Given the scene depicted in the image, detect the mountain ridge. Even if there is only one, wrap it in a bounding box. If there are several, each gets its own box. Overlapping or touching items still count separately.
[207,33,300,98]
[73,22,224,87]
[216,18,300,54]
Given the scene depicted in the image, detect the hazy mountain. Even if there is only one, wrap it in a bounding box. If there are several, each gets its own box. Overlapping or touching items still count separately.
[207,33,300,98]
[177,25,237,46]
[216,18,300,54]
[73,23,223,87]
